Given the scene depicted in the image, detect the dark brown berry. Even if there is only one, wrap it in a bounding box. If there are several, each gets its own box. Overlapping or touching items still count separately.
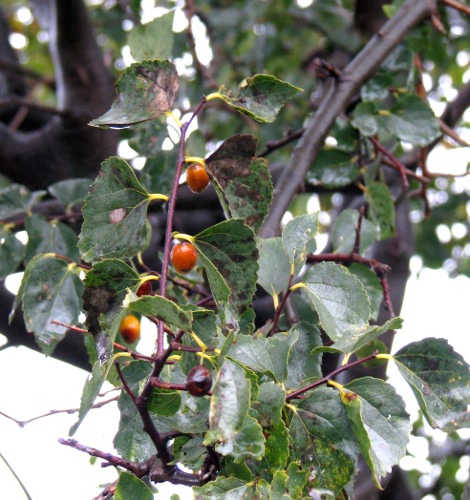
[186,365,212,397]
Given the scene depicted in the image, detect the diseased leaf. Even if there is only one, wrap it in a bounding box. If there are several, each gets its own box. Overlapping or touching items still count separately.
[217,74,302,123]
[300,261,371,343]
[393,338,470,431]
[129,295,193,333]
[342,377,411,487]
[195,220,258,328]
[332,208,376,255]
[15,254,83,355]
[89,60,179,129]
[205,135,273,233]
[128,11,174,61]
[290,387,358,495]
[78,157,151,262]
[25,214,80,263]
[205,359,251,445]
[366,182,395,240]
[257,237,291,298]
[0,224,24,278]
[115,472,153,500]
[194,477,253,499]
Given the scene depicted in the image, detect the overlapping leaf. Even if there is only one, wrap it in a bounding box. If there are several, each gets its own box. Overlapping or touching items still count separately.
[282,212,318,271]
[216,74,302,123]
[332,208,376,255]
[0,183,46,219]
[115,472,153,500]
[0,224,24,278]
[393,338,470,431]
[128,11,174,61]
[307,149,360,188]
[89,60,179,129]
[257,237,291,298]
[78,157,153,262]
[205,135,273,233]
[341,377,411,487]
[366,182,395,240]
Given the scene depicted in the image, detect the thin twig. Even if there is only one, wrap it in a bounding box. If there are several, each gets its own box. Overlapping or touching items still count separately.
[441,0,470,16]
[0,451,33,500]
[369,136,409,189]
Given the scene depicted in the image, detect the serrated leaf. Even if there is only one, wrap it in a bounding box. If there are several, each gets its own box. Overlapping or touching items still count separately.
[16,254,83,355]
[205,135,273,232]
[78,157,151,262]
[24,214,80,263]
[115,471,153,500]
[307,149,360,188]
[0,184,46,219]
[0,225,24,278]
[285,322,323,390]
[341,377,411,487]
[194,477,253,499]
[393,338,470,431]
[89,60,179,129]
[257,237,291,298]
[129,295,193,333]
[82,259,140,361]
[205,359,251,445]
[128,11,174,61]
[282,212,318,271]
[217,74,302,123]
[366,182,395,240]
[48,178,92,210]
[215,414,266,462]
[332,208,376,255]
[348,263,383,321]
[148,388,181,416]
[227,333,294,382]
[300,261,371,343]
[70,355,115,435]
[290,387,358,494]
[195,220,258,328]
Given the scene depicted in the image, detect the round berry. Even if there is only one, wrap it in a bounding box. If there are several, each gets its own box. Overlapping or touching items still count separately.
[137,281,152,297]
[119,314,141,344]
[170,241,198,274]
[186,164,210,194]
[186,365,212,397]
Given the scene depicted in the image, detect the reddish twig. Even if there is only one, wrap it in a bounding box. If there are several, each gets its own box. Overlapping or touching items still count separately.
[369,136,409,189]
[441,0,470,17]
[270,274,295,336]
[306,252,391,274]
[377,271,396,318]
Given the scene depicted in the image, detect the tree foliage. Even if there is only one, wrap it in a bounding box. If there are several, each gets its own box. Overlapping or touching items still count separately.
[1,0,470,498]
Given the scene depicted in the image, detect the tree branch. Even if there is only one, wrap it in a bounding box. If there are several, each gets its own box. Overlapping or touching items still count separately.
[260,0,437,238]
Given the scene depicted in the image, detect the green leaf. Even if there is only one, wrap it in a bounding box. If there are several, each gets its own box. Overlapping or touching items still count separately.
[0,184,46,219]
[89,60,179,129]
[129,295,193,333]
[307,149,360,188]
[332,208,376,255]
[148,388,181,416]
[285,322,323,390]
[128,11,174,61]
[393,338,470,431]
[78,157,151,262]
[286,462,309,498]
[348,263,383,321]
[205,359,251,445]
[282,212,318,271]
[257,237,291,298]
[366,182,395,240]
[290,387,358,494]
[140,149,178,196]
[195,220,258,328]
[16,254,83,355]
[48,178,92,210]
[300,261,371,344]
[351,101,379,137]
[217,74,302,123]
[0,224,24,278]
[82,259,139,361]
[24,214,80,263]
[205,135,273,233]
[172,435,207,471]
[115,471,153,500]
[194,477,253,499]
[342,377,411,487]
[215,414,266,462]
[227,333,294,382]
[70,355,115,435]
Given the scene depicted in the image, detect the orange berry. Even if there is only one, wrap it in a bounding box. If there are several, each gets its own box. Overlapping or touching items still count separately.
[186,164,210,194]
[136,281,152,297]
[170,241,198,274]
[119,314,141,344]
